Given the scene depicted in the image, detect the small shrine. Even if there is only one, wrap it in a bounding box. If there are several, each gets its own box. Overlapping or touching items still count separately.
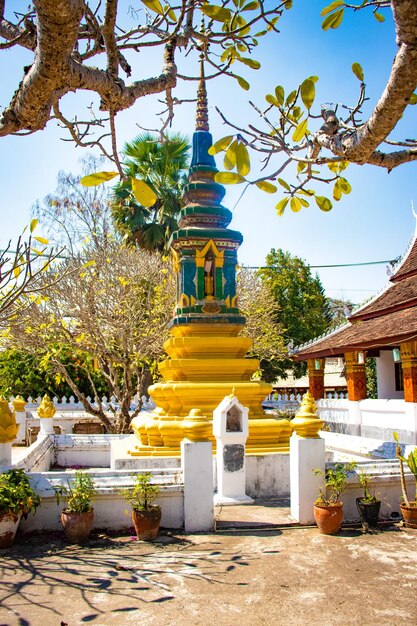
[130,60,291,456]
[292,218,417,403]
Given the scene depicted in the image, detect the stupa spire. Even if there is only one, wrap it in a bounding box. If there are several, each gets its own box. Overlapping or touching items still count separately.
[195,54,209,132]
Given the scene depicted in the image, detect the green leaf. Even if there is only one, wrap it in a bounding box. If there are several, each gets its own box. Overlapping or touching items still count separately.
[214,172,245,184]
[275,85,285,105]
[292,118,308,142]
[307,75,319,83]
[338,177,352,194]
[297,197,310,207]
[290,197,302,212]
[200,5,232,22]
[224,139,238,170]
[208,135,234,155]
[166,7,177,21]
[286,90,297,106]
[352,62,364,82]
[373,11,385,22]
[298,188,315,196]
[239,57,261,70]
[409,93,417,105]
[80,171,119,186]
[276,198,289,216]
[315,196,333,212]
[266,94,279,107]
[235,75,250,90]
[321,0,345,17]
[322,8,344,30]
[34,236,49,245]
[30,218,38,233]
[255,180,277,193]
[277,178,291,191]
[131,178,157,207]
[142,0,165,14]
[236,142,251,176]
[300,79,315,110]
[333,182,342,201]
[241,1,259,10]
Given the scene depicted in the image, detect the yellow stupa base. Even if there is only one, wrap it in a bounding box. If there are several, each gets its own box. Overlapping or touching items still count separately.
[130,323,292,457]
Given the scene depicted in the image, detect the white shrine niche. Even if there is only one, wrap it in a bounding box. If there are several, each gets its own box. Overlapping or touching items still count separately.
[213,394,253,505]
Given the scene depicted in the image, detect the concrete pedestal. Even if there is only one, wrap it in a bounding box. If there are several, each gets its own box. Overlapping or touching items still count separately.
[0,442,12,469]
[290,434,325,524]
[14,411,27,444]
[181,439,214,532]
[39,418,55,435]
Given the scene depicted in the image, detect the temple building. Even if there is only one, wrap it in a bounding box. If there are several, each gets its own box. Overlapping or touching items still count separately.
[292,220,417,406]
[129,61,291,457]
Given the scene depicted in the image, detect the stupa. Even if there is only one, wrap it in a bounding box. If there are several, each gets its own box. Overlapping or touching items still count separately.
[129,59,291,457]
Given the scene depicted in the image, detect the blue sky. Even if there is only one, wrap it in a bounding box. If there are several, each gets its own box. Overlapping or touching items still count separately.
[1,1,416,306]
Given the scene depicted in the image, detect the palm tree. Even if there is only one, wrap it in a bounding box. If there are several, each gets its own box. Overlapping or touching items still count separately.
[112,132,190,252]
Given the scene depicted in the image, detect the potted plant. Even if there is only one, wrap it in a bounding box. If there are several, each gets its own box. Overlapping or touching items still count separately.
[313,462,357,535]
[394,431,417,528]
[121,472,161,541]
[54,470,96,543]
[0,468,41,548]
[356,471,381,529]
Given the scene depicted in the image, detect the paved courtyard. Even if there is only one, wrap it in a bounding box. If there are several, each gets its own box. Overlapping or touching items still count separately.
[1,519,416,626]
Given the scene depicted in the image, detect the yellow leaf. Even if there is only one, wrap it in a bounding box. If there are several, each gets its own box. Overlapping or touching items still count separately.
[142,0,164,15]
[352,62,364,82]
[30,218,38,233]
[200,5,232,22]
[208,135,234,155]
[34,236,49,245]
[315,196,333,212]
[236,142,251,177]
[292,118,308,143]
[13,266,21,278]
[290,197,302,212]
[131,179,157,207]
[83,260,96,268]
[224,140,238,170]
[80,171,119,186]
[214,172,245,184]
[300,79,315,110]
[235,75,250,91]
[276,198,289,216]
[255,180,277,193]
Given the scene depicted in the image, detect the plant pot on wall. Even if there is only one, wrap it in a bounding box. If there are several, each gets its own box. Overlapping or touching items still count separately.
[61,508,95,544]
[132,507,161,541]
[314,503,344,535]
[356,498,381,528]
[0,511,22,548]
[400,502,417,529]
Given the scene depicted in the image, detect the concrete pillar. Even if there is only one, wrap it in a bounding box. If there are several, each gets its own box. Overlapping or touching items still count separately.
[290,434,325,524]
[13,396,27,444]
[39,418,55,435]
[404,402,417,444]
[0,442,12,468]
[345,351,367,401]
[307,358,325,400]
[401,341,417,403]
[181,439,214,532]
[347,400,362,436]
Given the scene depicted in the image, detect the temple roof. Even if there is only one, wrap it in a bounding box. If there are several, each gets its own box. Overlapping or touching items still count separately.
[293,218,417,360]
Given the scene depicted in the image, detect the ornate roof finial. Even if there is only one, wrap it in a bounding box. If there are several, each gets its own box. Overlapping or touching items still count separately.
[196,53,209,132]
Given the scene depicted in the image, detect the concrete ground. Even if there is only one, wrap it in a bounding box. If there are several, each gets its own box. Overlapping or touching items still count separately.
[1,500,416,626]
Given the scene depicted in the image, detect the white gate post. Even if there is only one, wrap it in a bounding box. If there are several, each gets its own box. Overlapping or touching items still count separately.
[290,392,326,524]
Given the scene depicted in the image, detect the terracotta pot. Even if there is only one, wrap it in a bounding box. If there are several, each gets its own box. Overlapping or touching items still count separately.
[61,508,94,544]
[356,498,381,528]
[400,502,417,529]
[314,503,343,535]
[132,506,162,541]
[0,511,21,548]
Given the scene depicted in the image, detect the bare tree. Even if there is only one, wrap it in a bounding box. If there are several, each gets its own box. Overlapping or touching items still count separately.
[6,241,176,433]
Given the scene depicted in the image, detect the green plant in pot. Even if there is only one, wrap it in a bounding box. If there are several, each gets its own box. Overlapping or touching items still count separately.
[0,468,41,548]
[313,462,357,535]
[121,472,161,541]
[356,471,381,529]
[393,431,417,528]
[54,470,96,543]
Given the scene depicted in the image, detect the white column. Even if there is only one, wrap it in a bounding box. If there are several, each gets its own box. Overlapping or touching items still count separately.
[39,417,55,435]
[181,439,214,532]
[14,410,27,444]
[0,442,12,468]
[404,402,417,444]
[290,434,325,524]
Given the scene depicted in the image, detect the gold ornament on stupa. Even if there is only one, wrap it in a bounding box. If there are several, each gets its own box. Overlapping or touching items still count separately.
[37,395,56,419]
[0,396,19,443]
[291,391,324,438]
[13,395,26,413]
